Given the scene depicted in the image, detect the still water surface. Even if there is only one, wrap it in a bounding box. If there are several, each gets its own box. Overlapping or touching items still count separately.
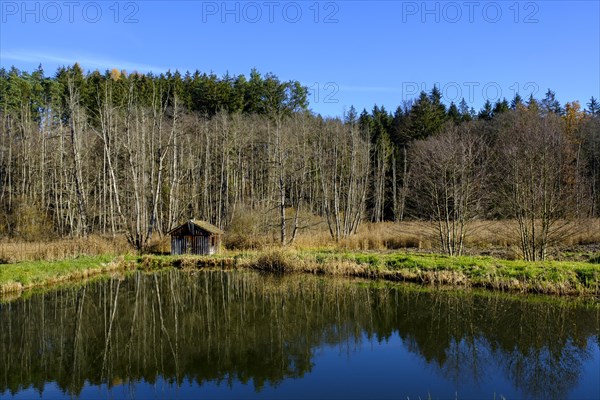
[1,270,598,399]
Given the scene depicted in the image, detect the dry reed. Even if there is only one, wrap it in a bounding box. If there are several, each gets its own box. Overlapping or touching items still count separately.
[226,219,600,261]
[0,235,131,264]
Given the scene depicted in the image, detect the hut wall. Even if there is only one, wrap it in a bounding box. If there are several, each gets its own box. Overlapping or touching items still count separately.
[171,234,216,255]
[171,236,184,255]
[169,221,222,255]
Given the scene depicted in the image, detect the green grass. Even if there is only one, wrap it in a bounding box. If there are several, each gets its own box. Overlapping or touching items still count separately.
[283,250,600,296]
[1,250,599,298]
[0,253,238,294]
[0,255,127,294]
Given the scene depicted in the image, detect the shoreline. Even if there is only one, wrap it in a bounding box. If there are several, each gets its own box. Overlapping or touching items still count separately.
[1,250,599,299]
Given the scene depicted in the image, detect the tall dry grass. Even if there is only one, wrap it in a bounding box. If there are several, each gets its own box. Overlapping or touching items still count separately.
[0,235,131,264]
[1,218,597,263]
[226,218,600,258]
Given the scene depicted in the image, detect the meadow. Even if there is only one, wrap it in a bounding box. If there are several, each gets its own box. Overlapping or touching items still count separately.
[1,219,599,297]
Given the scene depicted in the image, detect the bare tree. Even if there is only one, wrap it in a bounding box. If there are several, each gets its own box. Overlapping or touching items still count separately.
[316,119,370,241]
[580,115,600,216]
[65,75,89,236]
[494,108,580,261]
[410,123,487,256]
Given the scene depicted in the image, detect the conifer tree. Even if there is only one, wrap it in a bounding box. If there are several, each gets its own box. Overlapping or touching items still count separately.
[586,96,600,116]
[541,89,562,115]
[492,98,509,117]
[458,98,473,122]
[447,102,461,124]
[510,93,523,109]
[478,100,493,121]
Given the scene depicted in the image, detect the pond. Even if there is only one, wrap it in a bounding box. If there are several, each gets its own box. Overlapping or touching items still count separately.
[0,270,598,399]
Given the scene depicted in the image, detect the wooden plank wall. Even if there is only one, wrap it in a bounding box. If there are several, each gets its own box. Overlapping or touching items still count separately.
[171,235,217,255]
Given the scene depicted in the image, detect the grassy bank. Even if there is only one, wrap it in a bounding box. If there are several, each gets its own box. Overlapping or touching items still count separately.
[1,250,599,298]
[0,255,132,295]
[234,250,600,297]
[0,253,238,296]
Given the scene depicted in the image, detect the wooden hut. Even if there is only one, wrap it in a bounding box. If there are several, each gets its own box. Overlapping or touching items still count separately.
[168,220,224,255]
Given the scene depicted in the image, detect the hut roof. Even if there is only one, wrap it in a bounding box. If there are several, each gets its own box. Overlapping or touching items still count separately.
[168,219,224,235]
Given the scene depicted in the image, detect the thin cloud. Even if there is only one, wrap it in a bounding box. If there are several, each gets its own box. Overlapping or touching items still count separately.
[1,51,166,74]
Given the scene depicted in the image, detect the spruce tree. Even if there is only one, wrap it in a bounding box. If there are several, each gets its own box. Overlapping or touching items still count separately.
[407,91,446,140]
[586,96,600,116]
[477,100,493,121]
[458,98,473,122]
[492,98,509,117]
[447,102,461,124]
[510,93,523,109]
[541,89,562,115]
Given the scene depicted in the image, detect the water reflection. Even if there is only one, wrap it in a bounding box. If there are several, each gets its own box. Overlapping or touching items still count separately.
[0,270,598,399]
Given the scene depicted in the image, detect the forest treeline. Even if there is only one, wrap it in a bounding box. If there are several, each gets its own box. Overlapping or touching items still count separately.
[1,64,599,259]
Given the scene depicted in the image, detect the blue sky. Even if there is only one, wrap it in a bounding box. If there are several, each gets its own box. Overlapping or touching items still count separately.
[1,0,599,116]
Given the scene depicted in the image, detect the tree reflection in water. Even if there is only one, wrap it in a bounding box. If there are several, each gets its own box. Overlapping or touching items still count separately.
[0,270,598,399]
